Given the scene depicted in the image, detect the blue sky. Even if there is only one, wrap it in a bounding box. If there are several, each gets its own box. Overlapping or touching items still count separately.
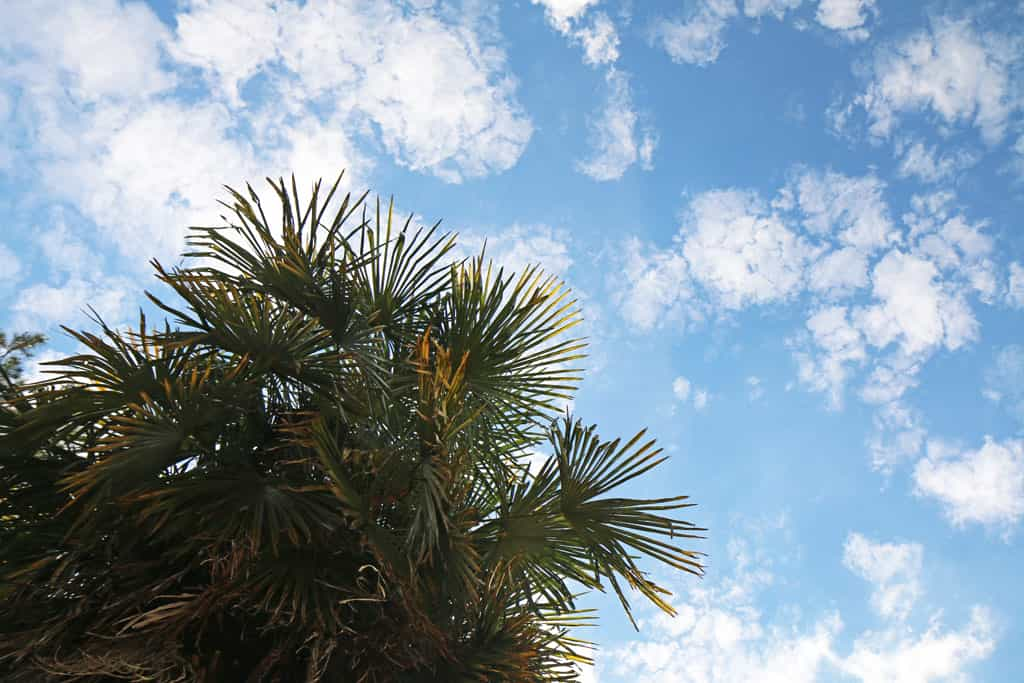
[3,0,1024,680]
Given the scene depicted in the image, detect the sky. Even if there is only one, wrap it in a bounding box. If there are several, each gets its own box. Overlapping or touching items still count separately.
[2,0,1024,681]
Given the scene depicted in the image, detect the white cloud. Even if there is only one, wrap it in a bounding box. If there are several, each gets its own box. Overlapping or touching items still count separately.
[792,306,866,409]
[914,437,1024,534]
[325,4,531,182]
[671,375,710,411]
[681,190,814,308]
[815,0,877,41]
[776,170,895,298]
[616,238,697,331]
[838,606,996,683]
[672,376,692,401]
[1010,134,1024,180]
[529,3,644,182]
[654,0,739,67]
[2,0,175,103]
[855,250,977,358]
[171,0,281,105]
[838,19,1021,143]
[843,533,922,621]
[577,69,657,181]
[35,219,96,278]
[455,224,573,278]
[0,0,537,325]
[867,401,926,471]
[746,375,764,401]
[575,12,620,65]
[806,246,870,296]
[9,0,532,203]
[601,530,997,683]
[42,100,266,264]
[896,139,977,184]
[985,346,1024,424]
[1008,262,1024,308]
[743,0,803,20]
[12,277,134,331]
[693,389,710,410]
[785,169,896,253]
[531,0,598,32]
[859,354,922,406]
[0,243,21,283]
[617,170,996,460]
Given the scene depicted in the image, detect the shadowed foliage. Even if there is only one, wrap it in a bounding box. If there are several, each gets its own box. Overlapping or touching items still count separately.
[0,173,704,682]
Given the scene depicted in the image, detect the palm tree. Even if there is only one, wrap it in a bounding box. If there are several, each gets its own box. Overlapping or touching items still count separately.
[0,174,704,682]
[0,331,46,397]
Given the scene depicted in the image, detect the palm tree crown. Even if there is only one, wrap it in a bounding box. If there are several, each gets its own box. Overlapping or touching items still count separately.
[0,174,704,682]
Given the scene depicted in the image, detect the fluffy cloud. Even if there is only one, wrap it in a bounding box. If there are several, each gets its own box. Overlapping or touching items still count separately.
[792,306,866,409]
[529,4,651,181]
[577,69,657,181]
[654,0,739,67]
[530,0,598,32]
[743,0,803,20]
[653,0,881,66]
[746,375,764,401]
[837,19,1021,144]
[914,437,1024,534]
[843,533,922,620]
[599,530,996,683]
[43,100,266,263]
[681,190,813,308]
[815,0,877,41]
[784,169,896,255]
[775,170,895,297]
[1,0,536,338]
[672,376,692,401]
[856,250,977,357]
[574,12,620,65]
[984,346,1024,424]
[616,239,697,331]
[838,608,996,682]
[2,0,174,103]
[454,223,573,278]
[672,375,710,410]
[1008,262,1024,308]
[806,247,870,295]
[11,277,134,331]
[896,139,978,184]
[5,0,532,217]
[0,243,21,284]
[867,401,927,471]
[175,0,532,183]
[617,171,995,432]
[693,389,710,410]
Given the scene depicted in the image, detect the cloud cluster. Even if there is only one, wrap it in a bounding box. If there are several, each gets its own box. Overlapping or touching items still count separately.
[652,0,880,67]
[2,0,535,331]
[984,345,1024,425]
[834,18,1022,145]
[614,164,1022,531]
[576,69,657,181]
[598,530,996,683]
[914,437,1024,535]
[815,0,877,42]
[843,532,922,620]
[672,375,710,411]
[533,1,656,181]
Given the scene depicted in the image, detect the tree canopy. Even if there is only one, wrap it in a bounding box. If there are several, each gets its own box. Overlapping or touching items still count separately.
[0,174,704,682]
